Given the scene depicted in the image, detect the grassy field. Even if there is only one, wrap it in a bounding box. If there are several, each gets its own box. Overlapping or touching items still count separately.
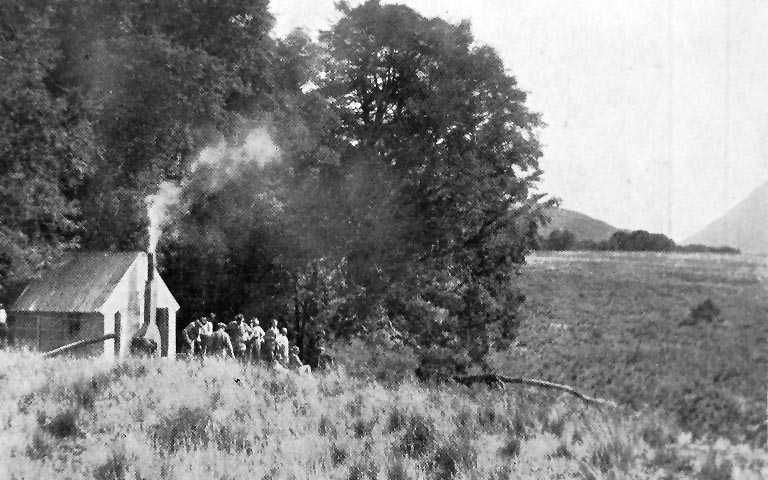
[1,350,764,480]
[491,251,768,448]
[0,251,766,479]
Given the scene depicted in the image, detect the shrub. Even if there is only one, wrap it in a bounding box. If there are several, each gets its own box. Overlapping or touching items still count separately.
[399,412,437,458]
[330,444,348,466]
[699,452,734,480]
[387,460,409,480]
[318,414,336,437]
[549,443,571,459]
[71,375,108,410]
[683,298,721,325]
[215,424,253,453]
[352,418,375,438]
[649,447,693,475]
[94,449,128,480]
[498,434,521,458]
[543,416,566,438]
[640,423,675,448]
[42,409,80,439]
[432,437,477,479]
[387,407,408,433]
[590,441,633,473]
[150,405,210,453]
[347,461,377,480]
[25,430,53,460]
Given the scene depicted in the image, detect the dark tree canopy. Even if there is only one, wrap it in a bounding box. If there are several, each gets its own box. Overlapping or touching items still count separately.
[1,0,549,371]
[317,1,546,367]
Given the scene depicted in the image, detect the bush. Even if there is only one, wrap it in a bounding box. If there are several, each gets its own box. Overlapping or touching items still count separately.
[150,405,211,453]
[542,229,576,251]
[42,409,80,439]
[399,412,437,458]
[432,437,477,479]
[685,298,722,324]
[649,447,693,476]
[590,441,633,474]
[94,449,128,480]
[699,452,733,480]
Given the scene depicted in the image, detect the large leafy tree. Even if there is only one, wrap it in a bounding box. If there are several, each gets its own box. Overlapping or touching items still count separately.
[0,1,97,297]
[318,1,547,370]
[1,0,551,372]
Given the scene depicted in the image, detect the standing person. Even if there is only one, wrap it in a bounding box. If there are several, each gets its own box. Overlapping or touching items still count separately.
[181,318,204,356]
[263,319,279,364]
[227,314,248,360]
[0,303,7,348]
[276,327,290,366]
[226,315,239,341]
[248,317,265,364]
[210,322,235,358]
[199,316,213,355]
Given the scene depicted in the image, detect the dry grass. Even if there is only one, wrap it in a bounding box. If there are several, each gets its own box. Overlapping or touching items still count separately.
[0,349,764,479]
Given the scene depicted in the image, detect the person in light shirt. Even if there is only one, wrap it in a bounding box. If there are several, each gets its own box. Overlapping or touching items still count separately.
[248,317,265,364]
[275,327,290,366]
[198,316,213,355]
[263,319,279,363]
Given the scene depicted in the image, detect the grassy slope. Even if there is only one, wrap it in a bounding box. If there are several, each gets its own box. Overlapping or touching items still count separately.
[492,251,768,447]
[1,350,762,479]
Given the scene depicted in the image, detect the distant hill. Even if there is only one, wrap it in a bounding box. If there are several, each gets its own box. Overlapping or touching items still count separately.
[539,207,618,242]
[684,182,768,254]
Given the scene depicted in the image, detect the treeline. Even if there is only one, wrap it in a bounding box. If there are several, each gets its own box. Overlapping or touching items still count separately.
[540,229,740,254]
[0,1,549,371]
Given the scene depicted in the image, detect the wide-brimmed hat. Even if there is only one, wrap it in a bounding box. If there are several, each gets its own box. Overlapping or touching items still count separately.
[280,327,288,334]
[217,322,227,330]
[291,345,299,352]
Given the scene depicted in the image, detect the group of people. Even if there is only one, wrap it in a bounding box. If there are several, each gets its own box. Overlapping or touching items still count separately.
[181,314,311,373]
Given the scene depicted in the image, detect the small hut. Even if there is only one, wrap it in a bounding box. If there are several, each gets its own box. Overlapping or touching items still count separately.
[7,251,178,360]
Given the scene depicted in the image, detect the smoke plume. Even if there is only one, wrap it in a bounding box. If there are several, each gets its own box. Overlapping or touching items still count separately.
[145,126,281,251]
[146,182,181,252]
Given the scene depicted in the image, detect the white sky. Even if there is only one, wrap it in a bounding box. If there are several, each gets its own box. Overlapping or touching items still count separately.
[270,0,768,241]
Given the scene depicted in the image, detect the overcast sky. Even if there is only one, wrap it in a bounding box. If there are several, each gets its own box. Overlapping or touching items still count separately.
[270,0,768,241]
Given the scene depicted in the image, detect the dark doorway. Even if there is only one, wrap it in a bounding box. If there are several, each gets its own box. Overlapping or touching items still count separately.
[156,308,170,357]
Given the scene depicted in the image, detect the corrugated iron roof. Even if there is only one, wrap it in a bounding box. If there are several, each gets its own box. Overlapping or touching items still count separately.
[10,252,143,313]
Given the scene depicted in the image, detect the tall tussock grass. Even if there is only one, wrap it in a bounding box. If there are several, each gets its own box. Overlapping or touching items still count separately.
[0,349,764,479]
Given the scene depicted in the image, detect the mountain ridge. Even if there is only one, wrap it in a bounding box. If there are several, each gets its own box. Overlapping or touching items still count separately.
[684,182,768,254]
[540,207,618,242]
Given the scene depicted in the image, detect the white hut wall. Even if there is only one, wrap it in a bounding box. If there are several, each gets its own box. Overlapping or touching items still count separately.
[100,258,145,358]
[155,277,178,359]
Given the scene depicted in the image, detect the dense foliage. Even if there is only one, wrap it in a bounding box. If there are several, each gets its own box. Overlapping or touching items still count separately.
[540,229,740,254]
[0,0,547,371]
